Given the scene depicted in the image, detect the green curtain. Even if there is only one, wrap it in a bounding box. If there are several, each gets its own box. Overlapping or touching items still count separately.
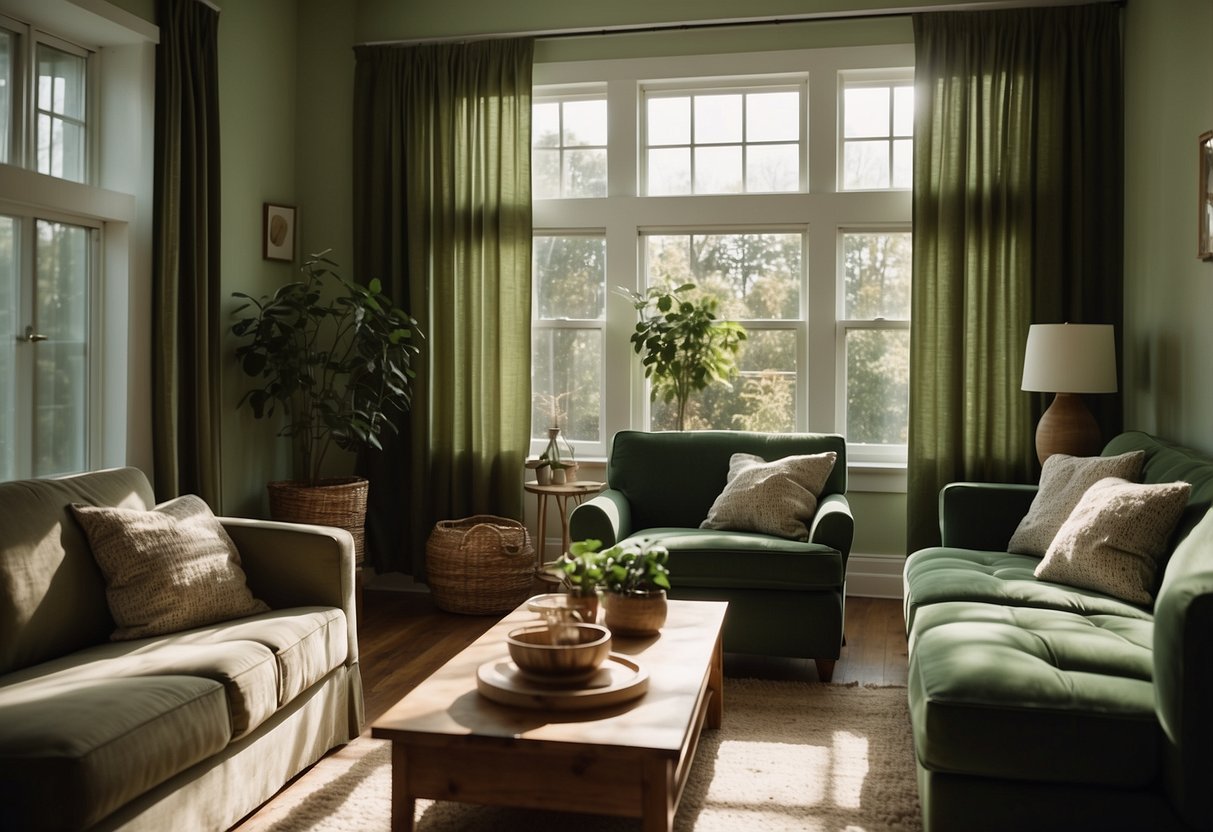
[151,0,222,507]
[353,39,533,576]
[907,5,1123,553]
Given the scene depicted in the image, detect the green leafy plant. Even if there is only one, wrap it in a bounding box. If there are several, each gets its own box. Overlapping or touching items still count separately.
[231,251,422,484]
[624,282,747,431]
[601,538,671,595]
[551,539,608,597]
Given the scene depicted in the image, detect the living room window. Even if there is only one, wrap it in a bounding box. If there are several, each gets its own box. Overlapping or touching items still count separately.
[533,92,607,199]
[533,46,913,476]
[0,9,147,483]
[840,72,913,191]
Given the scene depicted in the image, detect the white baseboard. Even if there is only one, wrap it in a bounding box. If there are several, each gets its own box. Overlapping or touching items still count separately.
[845,553,905,599]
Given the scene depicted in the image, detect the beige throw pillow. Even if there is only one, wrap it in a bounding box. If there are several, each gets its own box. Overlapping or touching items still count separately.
[71,495,269,641]
[700,452,837,542]
[1008,450,1146,556]
[1034,477,1190,605]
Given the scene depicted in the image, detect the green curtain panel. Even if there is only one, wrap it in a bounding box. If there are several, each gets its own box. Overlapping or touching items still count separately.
[907,5,1123,553]
[151,0,223,508]
[353,39,533,576]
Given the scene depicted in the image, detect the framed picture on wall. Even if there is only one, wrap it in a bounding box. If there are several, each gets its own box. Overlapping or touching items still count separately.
[263,203,296,262]
[1200,131,1213,261]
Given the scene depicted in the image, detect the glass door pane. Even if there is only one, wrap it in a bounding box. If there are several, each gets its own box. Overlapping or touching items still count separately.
[0,215,15,481]
[33,218,89,476]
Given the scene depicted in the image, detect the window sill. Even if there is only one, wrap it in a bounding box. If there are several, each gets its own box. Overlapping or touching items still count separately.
[552,457,906,493]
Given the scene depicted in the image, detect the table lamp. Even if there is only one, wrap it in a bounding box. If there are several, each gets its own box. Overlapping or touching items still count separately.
[1021,323,1117,465]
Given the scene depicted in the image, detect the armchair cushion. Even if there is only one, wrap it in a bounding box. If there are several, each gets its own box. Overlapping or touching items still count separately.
[700,451,836,541]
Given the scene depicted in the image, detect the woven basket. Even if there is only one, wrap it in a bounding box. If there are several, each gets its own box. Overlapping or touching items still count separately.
[267,477,368,565]
[426,515,535,615]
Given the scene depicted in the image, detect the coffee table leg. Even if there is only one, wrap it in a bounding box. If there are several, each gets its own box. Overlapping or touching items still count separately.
[708,632,723,729]
[390,743,416,832]
[642,756,675,832]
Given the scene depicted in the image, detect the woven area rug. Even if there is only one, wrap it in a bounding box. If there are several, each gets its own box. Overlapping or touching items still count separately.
[255,679,921,832]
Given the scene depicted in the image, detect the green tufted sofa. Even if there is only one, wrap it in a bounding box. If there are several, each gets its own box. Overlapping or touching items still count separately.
[569,430,854,681]
[904,431,1213,831]
[0,468,363,831]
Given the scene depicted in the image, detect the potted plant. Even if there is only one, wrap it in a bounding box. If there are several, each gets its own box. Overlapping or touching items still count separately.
[624,282,747,431]
[231,250,422,563]
[549,538,609,622]
[600,538,671,635]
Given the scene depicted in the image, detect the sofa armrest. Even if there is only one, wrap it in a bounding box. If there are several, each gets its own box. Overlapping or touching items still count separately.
[568,489,633,549]
[221,517,358,664]
[940,482,1039,550]
[810,493,854,562]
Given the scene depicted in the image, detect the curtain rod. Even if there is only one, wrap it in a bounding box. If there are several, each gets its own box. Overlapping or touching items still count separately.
[358,0,1119,47]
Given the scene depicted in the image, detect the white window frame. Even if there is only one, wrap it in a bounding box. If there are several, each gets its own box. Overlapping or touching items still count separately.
[532,85,608,200]
[533,45,913,488]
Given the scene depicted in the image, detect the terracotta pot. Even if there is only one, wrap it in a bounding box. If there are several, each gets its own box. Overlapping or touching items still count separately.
[603,589,668,636]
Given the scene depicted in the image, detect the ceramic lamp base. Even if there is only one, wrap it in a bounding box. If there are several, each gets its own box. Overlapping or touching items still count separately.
[1035,392,1102,465]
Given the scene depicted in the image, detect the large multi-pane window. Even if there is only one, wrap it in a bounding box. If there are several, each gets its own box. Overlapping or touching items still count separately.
[532,47,913,470]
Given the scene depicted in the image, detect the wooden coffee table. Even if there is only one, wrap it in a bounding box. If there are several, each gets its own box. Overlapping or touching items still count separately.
[371,598,727,832]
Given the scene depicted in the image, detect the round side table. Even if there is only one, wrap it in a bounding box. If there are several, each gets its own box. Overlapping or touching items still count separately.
[524,480,605,570]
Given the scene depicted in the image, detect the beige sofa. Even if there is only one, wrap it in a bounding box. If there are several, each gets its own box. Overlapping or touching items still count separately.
[0,467,364,831]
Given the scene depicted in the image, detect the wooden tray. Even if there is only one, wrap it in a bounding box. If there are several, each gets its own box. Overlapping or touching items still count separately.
[476,654,649,710]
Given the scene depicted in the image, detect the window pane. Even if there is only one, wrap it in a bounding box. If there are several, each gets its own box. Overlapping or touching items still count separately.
[843,87,889,138]
[534,236,605,320]
[36,45,87,183]
[746,143,799,192]
[0,31,12,165]
[533,102,559,148]
[893,86,914,136]
[843,232,912,319]
[843,140,889,190]
[562,99,606,146]
[646,233,802,320]
[563,148,607,198]
[846,328,909,445]
[648,147,690,195]
[531,328,601,443]
[693,145,742,194]
[651,330,796,432]
[648,96,689,145]
[694,94,742,144]
[532,148,560,199]
[0,216,15,480]
[892,139,913,189]
[34,219,90,476]
[746,91,798,142]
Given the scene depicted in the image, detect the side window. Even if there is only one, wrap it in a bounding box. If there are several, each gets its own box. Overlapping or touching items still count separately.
[531,235,606,452]
[532,95,607,199]
[840,77,913,191]
[838,230,911,458]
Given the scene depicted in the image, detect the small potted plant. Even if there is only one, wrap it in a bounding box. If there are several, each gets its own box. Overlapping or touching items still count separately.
[549,539,608,622]
[600,538,671,635]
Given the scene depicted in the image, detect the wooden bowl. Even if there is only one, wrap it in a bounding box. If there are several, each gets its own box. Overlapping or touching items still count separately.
[507,623,612,680]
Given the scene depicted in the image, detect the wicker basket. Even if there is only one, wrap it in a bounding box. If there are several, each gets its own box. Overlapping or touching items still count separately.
[426,515,535,615]
[267,477,369,565]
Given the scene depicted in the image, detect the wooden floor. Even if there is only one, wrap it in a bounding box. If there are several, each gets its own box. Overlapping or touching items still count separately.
[234,589,907,829]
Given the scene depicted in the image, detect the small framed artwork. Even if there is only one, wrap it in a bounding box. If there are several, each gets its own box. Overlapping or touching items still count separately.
[263,203,296,262]
[1201,131,1213,261]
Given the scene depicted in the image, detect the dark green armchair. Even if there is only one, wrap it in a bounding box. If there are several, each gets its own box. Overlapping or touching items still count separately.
[569,430,854,681]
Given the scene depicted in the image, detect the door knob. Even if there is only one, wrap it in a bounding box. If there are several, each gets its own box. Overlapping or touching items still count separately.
[21,326,48,343]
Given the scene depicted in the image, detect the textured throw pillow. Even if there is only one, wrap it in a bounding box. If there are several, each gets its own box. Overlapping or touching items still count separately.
[1008,450,1146,556]
[1034,477,1190,605]
[700,451,837,541]
[71,495,269,640]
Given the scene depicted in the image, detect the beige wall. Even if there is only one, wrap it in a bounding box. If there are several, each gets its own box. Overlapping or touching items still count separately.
[1123,0,1213,456]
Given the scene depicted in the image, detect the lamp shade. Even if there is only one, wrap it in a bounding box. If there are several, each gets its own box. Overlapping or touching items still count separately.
[1021,324,1117,394]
